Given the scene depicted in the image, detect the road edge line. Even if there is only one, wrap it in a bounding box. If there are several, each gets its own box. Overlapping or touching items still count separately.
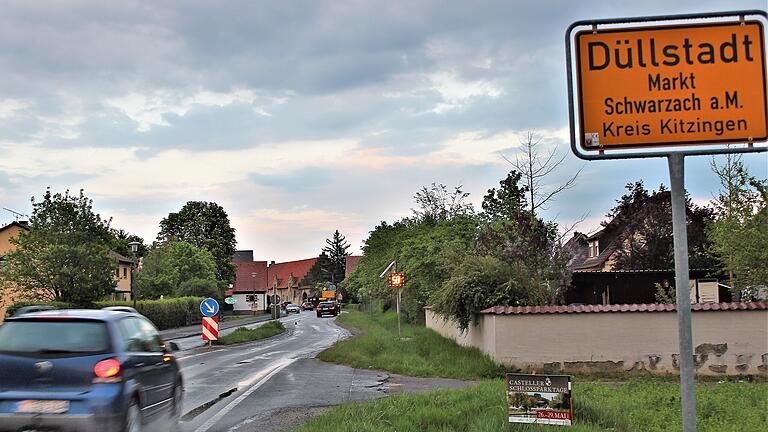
[192,357,297,432]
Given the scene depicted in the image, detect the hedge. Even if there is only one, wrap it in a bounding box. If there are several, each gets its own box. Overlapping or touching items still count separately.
[6,297,205,330]
[6,301,75,316]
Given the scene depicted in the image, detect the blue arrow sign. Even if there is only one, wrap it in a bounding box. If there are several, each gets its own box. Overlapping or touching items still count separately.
[200,298,220,317]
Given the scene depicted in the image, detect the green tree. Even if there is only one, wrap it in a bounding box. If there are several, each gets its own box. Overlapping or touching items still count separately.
[709,155,768,298]
[432,255,524,331]
[112,229,147,258]
[322,230,351,283]
[157,201,237,290]
[136,241,218,299]
[412,183,474,223]
[430,171,571,330]
[0,189,116,305]
[481,170,528,221]
[344,220,411,306]
[303,252,333,287]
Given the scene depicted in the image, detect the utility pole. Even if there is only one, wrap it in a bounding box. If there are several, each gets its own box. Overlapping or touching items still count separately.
[251,272,257,316]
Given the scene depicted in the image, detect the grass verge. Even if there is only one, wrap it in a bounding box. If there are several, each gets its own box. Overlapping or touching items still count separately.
[308,310,767,431]
[320,310,504,380]
[294,379,767,432]
[214,320,285,345]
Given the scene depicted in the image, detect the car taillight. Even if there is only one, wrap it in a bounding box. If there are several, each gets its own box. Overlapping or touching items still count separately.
[93,358,121,383]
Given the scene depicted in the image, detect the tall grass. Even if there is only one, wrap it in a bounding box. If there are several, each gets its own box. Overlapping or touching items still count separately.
[319,310,505,380]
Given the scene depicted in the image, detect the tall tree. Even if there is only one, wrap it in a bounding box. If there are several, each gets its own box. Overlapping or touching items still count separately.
[302,252,333,287]
[505,131,582,219]
[112,229,147,258]
[708,155,768,298]
[411,183,474,223]
[481,170,528,221]
[157,201,237,290]
[0,189,116,305]
[136,241,218,299]
[608,182,716,270]
[322,230,351,283]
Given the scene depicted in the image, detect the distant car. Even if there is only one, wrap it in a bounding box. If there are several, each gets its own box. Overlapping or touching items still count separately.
[11,305,56,317]
[285,304,300,314]
[0,309,183,431]
[316,302,339,318]
[300,302,314,311]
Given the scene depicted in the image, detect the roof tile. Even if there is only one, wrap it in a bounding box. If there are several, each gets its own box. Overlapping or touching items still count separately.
[480,302,768,315]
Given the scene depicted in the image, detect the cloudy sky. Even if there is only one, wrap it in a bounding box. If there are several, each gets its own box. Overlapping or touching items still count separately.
[0,1,766,261]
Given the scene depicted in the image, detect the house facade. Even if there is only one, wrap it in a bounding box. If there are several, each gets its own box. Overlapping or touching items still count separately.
[227,251,269,314]
[268,258,318,306]
[563,226,726,305]
[0,221,31,323]
[109,251,135,301]
[227,252,364,313]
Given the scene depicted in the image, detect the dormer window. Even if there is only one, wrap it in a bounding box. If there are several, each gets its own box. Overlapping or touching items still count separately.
[588,240,600,258]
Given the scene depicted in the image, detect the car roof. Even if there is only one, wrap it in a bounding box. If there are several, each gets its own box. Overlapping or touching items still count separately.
[6,308,139,321]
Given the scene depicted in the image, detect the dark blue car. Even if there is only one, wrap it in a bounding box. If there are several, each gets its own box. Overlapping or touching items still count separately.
[0,309,183,431]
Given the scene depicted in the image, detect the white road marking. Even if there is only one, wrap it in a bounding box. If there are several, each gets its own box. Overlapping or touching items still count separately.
[193,357,296,432]
[177,350,227,361]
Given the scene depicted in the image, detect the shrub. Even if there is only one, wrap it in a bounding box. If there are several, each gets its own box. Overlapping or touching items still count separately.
[8,296,206,330]
[5,301,74,316]
[96,296,205,329]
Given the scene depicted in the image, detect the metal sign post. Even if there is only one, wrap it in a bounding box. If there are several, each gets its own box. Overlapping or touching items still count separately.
[668,153,696,429]
[200,298,220,348]
[380,261,406,338]
[565,11,768,432]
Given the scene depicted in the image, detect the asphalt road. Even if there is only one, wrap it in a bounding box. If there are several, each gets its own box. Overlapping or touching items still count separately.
[171,311,475,432]
[175,311,360,432]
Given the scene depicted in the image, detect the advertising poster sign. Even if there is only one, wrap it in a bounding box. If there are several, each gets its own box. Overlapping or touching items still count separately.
[507,373,572,426]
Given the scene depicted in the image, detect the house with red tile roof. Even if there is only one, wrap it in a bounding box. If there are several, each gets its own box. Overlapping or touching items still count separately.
[227,257,270,314]
[267,257,318,306]
[345,255,362,277]
[228,252,364,313]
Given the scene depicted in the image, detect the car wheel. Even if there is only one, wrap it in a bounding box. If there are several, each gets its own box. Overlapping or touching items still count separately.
[124,398,142,432]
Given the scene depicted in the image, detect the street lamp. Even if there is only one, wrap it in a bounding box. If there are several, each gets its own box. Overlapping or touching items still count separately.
[128,241,141,308]
[251,272,257,316]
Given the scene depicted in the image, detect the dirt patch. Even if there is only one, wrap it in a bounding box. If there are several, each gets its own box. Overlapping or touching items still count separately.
[386,374,479,394]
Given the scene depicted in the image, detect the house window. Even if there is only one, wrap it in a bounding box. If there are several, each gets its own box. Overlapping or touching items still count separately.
[115,268,120,278]
[123,267,127,279]
[588,240,600,258]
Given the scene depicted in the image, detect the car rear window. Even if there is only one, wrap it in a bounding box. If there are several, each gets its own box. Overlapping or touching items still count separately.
[318,302,332,307]
[0,320,111,355]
